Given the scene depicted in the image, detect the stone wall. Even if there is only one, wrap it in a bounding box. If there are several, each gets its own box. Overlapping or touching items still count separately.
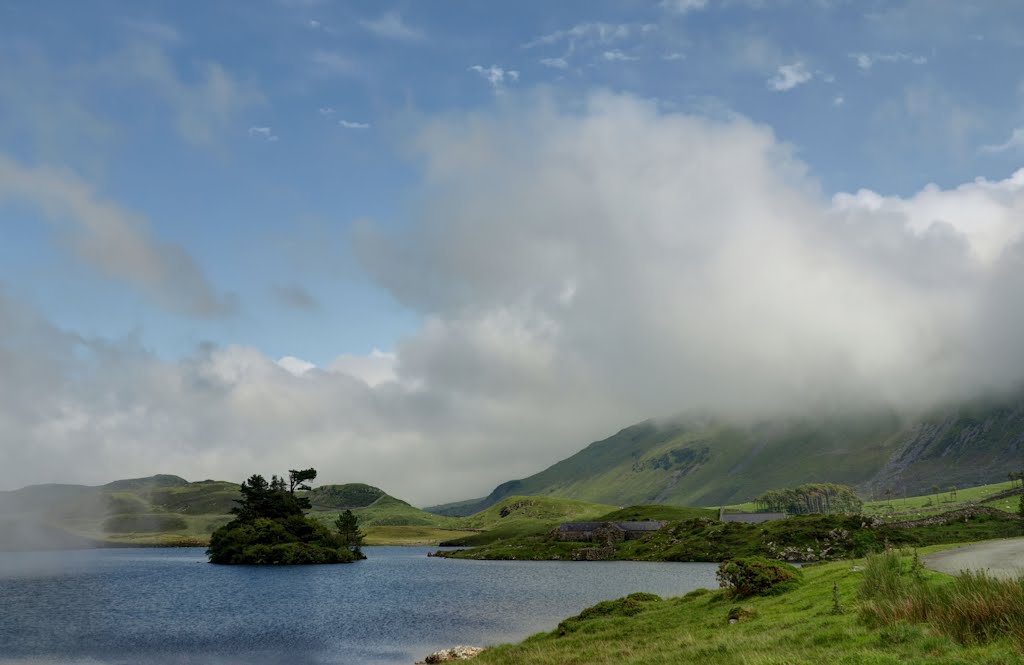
[885,505,1020,528]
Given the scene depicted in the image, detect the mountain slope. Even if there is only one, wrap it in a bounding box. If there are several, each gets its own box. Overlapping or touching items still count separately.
[429,393,1024,515]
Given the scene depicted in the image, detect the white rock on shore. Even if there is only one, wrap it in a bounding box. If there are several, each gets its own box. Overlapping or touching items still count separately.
[417,645,486,663]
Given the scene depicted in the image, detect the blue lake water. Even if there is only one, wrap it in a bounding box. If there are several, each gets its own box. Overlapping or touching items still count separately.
[0,546,719,664]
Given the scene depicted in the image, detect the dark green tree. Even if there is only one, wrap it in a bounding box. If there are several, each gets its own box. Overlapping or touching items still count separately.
[288,468,317,494]
[209,467,361,565]
[335,509,364,556]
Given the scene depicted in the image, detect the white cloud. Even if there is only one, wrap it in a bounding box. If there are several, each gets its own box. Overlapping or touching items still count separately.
[539,57,569,69]
[248,126,279,142]
[469,65,520,89]
[602,50,639,62]
[851,52,928,70]
[767,61,812,91]
[278,356,317,376]
[359,11,424,41]
[833,94,845,106]
[328,349,398,386]
[318,107,335,116]
[339,119,371,129]
[523,22,654,49]
[8,93,1024,505]
[662,52,686,61]
[659,0,709,14]
[980,128,1024,154]
[307,19,321,29]
[0,154,234,317]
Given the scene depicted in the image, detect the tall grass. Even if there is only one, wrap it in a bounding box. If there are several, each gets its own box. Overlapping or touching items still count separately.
[860,549,1024,649]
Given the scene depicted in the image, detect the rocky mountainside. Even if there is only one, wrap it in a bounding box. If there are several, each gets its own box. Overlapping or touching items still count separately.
[428,392,1024,516]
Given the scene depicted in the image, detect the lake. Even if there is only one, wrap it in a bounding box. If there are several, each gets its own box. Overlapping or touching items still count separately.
[0,547,719,664]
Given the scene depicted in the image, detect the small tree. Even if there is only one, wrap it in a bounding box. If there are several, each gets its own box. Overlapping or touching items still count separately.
[288,468,317,494]
[1017,493,1024,520]
[335,509,364,556]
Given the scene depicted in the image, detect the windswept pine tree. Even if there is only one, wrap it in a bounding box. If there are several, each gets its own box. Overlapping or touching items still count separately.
[207,468,366,565]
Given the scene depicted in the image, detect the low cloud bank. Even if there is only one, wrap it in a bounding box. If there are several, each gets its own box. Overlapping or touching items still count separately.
[4,93,1024,504]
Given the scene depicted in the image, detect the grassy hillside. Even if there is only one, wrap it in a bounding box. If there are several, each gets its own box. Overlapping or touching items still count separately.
[0,477,471,549]
[470,552,1023,664]
[430,392,1024,515]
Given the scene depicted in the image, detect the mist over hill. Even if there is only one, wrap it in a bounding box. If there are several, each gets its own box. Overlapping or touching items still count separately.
[429,390,1024,516]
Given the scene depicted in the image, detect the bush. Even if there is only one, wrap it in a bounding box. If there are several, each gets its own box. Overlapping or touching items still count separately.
[717,557,802,597]
[557,593,662,635]
[207,516,361,564]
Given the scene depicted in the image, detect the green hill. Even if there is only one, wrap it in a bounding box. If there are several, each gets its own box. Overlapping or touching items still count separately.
[0,477,472,549]
[429,392,1024,515]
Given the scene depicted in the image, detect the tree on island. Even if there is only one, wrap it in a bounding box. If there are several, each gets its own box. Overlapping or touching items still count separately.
[207,468,366,565]
[334,509,365,557]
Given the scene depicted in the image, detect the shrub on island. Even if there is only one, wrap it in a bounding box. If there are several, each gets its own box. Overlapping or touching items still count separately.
[207,468,364,565]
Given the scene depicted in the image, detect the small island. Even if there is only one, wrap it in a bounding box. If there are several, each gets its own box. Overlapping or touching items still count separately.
[207,468,365,565]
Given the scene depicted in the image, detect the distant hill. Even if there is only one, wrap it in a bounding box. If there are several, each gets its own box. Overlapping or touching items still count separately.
[428,392,1024,516]
[0,477,466,549]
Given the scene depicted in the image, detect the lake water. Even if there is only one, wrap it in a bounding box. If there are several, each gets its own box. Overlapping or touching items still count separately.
[0,547,718,664]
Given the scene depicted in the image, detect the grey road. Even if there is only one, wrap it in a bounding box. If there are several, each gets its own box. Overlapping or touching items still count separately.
[923,537,1024,579]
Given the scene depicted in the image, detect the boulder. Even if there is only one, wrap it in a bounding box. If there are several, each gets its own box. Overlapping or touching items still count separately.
[418,645,486,663]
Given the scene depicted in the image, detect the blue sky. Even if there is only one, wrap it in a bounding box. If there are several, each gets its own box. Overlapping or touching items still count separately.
[3,1,1024,501]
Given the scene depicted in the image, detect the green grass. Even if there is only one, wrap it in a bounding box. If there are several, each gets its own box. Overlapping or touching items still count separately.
[861,480,1019,519]
[453,495,618,530]
[723,479,1023,521]
[860,549,1024,650]
[439,512,1024,562]
[595,504,717,522]
[362,525,481,546]
[469,555,1021,664]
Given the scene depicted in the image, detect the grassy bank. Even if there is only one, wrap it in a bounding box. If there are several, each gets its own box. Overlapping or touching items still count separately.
[471,551,1022,664]
[438,512,1024,562]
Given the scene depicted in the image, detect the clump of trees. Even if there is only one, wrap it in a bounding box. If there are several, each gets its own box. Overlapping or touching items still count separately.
[207,468,365,565]
[753,483,863,515]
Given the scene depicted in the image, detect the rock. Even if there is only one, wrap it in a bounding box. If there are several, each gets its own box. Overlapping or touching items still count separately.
[418,645,486,663]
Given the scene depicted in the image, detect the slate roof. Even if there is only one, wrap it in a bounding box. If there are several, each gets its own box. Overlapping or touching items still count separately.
[719,512,786,524]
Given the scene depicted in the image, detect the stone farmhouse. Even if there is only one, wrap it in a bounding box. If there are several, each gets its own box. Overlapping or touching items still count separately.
[555,520,666,543]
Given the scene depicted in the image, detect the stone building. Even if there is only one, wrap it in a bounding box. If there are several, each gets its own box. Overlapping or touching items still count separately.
[555,520,666,542]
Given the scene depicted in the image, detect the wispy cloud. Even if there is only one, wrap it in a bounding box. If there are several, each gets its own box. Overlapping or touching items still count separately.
[318,107,335,117]
[602,49,639,62]
[119,18,180,43]
[469,64,520,89]
[311,50,358,76]
[980,127,1024,154]
[0,153,235,317]
[272,284,318,310]
[107,44,261,147]
[523,22,654,49]
[659,0,709,14]
[850,52,927,70]
[662,52,686,61]
[833,94,845,107]
[248,126,279,142]
[339,119,370,129]
[539,57,569,69]
[359,11,424,41]
[767,61,812,91]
